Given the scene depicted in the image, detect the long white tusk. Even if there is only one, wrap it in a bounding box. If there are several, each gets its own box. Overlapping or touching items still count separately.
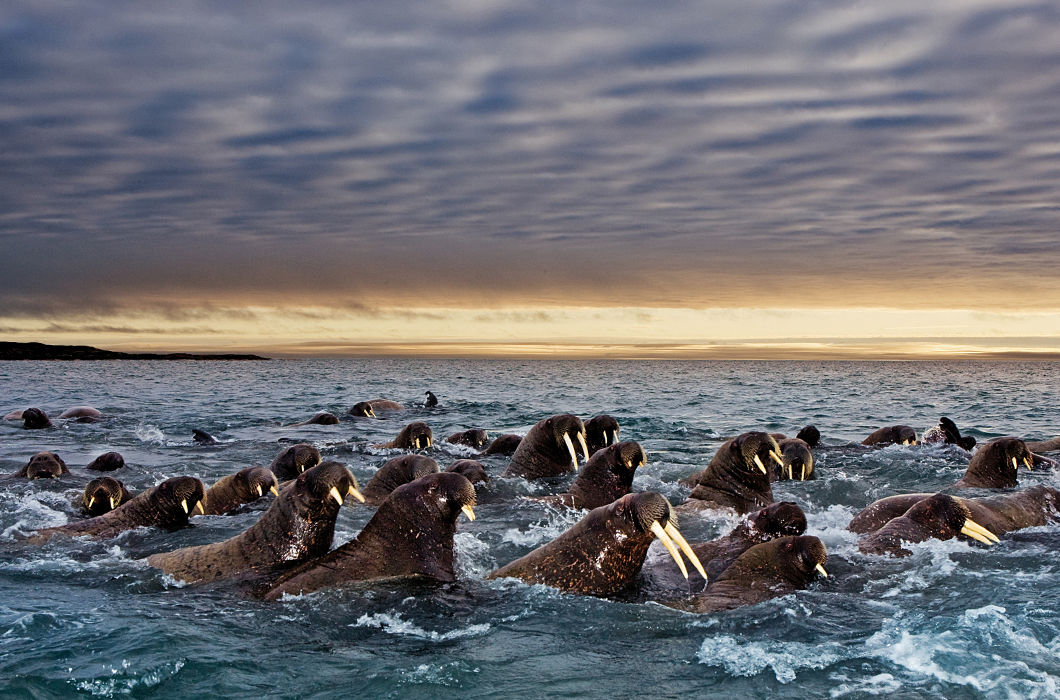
[329,486,345,506]
[255,485,263,497]
[1023,457,1032,470]
[195,500,205,515]
[87,496,96,509]
[180,499,189,514]
[612,430,619,445]
[664,522,707,581]
[348,484,366,503]
[270,486,279,496]
[800,464,806,481]
[961,519,1000,544]
[650,521,688,579]
[770,450,785,467]
[786,464,792,480]
[1012,457,1018,471]
[815,563,829,578]
[461,504,476,521]
[753,455,768,474]
[110,496,117,510]
[369,408,377,418]
[577,432,590,464]
[563,433,579,469]
[426,436,432,447]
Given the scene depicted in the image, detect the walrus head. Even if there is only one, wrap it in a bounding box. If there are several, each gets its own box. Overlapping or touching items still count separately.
[269,443,322,481]
[961,437,1034,488]
[546,414,590,468]
[484,433,522,455]
[86,451,125,471]
[21,407,53,430]
[362,455,440,505]
[749,501,808,540]
[731,432,785,477]
[348,402,377,418]
[446,459,489,485]
[150,476,209,527]
[863,425,919,446]
[566,441,647,510]
[236,467,281,500]
[392,422,434,450]
[83,477,129,516]
[18,451,68,479]
[584,414,621,455]
[857,493,999,556]
[288,460,365,517]
[795,425,820,448]
[304,412,339,425]
[776,438,814,481]
[446,429,489,449]
[768,536,830,586]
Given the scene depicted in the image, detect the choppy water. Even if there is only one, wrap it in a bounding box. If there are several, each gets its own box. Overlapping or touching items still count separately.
[2,359,1059,698]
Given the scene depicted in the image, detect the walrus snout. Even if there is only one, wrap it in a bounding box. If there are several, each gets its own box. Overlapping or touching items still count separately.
[299,460,364,507]
[20,451,68,479]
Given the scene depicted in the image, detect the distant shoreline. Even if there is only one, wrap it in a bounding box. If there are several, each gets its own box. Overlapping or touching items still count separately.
[0,342,269,361]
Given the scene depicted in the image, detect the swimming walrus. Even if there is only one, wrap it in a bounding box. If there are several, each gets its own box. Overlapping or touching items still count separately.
[663,535,828,613]
[85,451,125,471]
[483,433,522,456]
[81,477,134,516]
[502,414,589,480]
[58,406,103,422]
[192,429,219,445]
[147,462,364,584]
[584,415,620,456]
[268,443,322,481]
[640,501,808,595]
[773,437,815,481]
[862,425,918,446]
[292,412,340,426]
[445,428,489,449]
[347,402,378,418]
[679,432,783,514]
[262,472,477,599]
[30,476,206,543]
[21,408,53,430]
[954,437,1033,488]
[198,467,279,515]
[1026,436,1060,453]
[361,454,440,506]
[488,492,705,597]
[446,459,489,485]
[530,441,646,511]
[15,451,68,479]
[372,422,433,450]
[856,493,1000,556]
[364,398,405,412]
[922,417,977,450]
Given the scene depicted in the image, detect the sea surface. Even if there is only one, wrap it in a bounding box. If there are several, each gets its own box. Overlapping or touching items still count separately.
[1,359,1059,698]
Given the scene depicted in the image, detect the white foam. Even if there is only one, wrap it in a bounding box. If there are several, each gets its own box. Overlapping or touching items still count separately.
[828,672,904,697]
[352,612,490,641]
[696,635,846,683]
[454,531,494,578]
[500,509,581,547]
[134,424,168,445]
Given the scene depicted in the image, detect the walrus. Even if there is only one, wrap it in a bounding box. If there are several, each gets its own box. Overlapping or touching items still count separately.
[198,467,280,515]
[531,441,646,511]
[640,501,808,595]
[192,429,219,445]
[483,433,522,456]
[15,451,68,479]
[293,412,339,426]
[262,472,477,599]
[849,486,1060,537]
[59,406,103,423]
[3,409,24,421]
[372,422,433,450]
[922,417,977,450]
[85,451,125,471]
[680,432,783,514]
[856,493,1000,556]
[361,455,440,506]
[82,477,134,516]
[1026,436,1060,453]
[445,428,489,449]
[773,437,814,481]
[862,425,918,446]
[366,398,405,412]
[424,391,438,407]
[584,415,620,456]
[664,536,828,613]
[21,408,53,430]
[488,492,705,597]
[348,402,378,418]
[446,459,489,485]
[268,443,322,481]
[30,476,206,543]
[955,437,1033,488]
[147,462,364,584]
[502,414,589,480]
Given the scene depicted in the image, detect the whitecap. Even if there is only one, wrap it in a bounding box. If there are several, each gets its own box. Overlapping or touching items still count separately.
[696,635,847,683]
[134,424,167,445]
[500,509,581,547]
[454,531,495,578]
[352,612,490,642]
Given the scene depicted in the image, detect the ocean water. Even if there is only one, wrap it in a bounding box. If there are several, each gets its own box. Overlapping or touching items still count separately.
[1,359,1059,698]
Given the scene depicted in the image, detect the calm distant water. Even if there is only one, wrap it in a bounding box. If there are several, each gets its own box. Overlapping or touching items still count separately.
[2,359,1059,698]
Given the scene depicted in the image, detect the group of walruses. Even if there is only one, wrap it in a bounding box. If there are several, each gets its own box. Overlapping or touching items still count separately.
[4,399,1060,612]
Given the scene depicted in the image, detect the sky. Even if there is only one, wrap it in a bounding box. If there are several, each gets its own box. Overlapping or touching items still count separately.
[2,1,1060,358]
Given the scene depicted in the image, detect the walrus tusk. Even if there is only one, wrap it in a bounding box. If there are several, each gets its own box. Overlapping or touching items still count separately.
[770,450,785,467]
[461,504,476,522]
[270,486,279,496]
[195,500,205,515]
[347,484,366,503]
[577,432,590,464]
[426,436,432,448]
[800,464,806,481]
[786,464,792,480]
[328,486,345,506]
[368,408,377,418]
[650,521,689,579]
[1023,457,1032,470]
[664,522,707,581]
[815,563,829,578]
[109,496,117,510]
[961,519,1000,544]
[255,485,263,498]
[87,496,96,509]
[180,499,189,514]
[563,433,579,469]
[752,455,768,474]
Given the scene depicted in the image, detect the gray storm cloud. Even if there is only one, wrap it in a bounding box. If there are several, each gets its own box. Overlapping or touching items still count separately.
[2,0,1060,315]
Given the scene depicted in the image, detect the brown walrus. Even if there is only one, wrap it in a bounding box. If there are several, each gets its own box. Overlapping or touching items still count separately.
[82,477,134,516]
[483,433,522,456]
[664,535,828,613]
[147,462,364,584]
[262,472,477,599]
[488,492,705,597]
[445,459,489,485]
[862,425,918,446]
[21,408,53,430]
[445,429,489,449]
[954,437,1034,488]
[30,476,206,543]
[268,443,322,482]
[502,414,589,480]
[198,467,280,515]
[679,432,783,514]
[1026,436,1060,453]
[856,493,1000,556]
[921,417,977,450]
[86,451,125,471]
[59,406,103,422]
[773,438,815,481]
[584,414,620,456]
[530,441,646,511]
[361,455,440,506]
[348,402,378,418]
[372,422,433,450]
[15,451,69,479]
[293,412,340,426]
